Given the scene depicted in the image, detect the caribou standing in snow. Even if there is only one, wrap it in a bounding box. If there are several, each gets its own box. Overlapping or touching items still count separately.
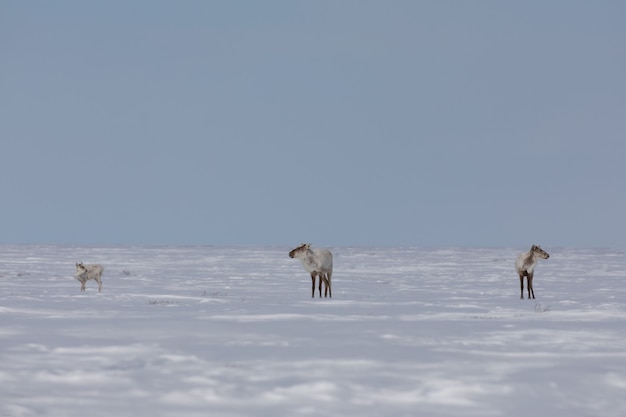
[289,243,333,298]
[75,262,104,292]
[515,245,549,299]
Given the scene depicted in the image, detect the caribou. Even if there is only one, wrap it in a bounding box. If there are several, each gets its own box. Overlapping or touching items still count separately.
[515,245,549,299]
[75,262,104,292]
[289,243,333,298]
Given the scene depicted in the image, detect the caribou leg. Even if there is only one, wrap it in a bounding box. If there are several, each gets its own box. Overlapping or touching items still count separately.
[328,272,332,298]
[323,273,332,298]
[310,273,316,298]
[318,273,323,297]
[528,273,535,299]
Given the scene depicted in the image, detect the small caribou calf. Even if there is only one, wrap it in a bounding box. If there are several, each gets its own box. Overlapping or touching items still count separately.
[515,245,549,299]
[75,262,104,292]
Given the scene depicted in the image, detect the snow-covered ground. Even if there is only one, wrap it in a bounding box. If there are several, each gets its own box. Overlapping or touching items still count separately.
[1,245,625,417]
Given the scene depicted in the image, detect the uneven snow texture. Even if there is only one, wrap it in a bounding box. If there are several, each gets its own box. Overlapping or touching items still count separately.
[1,245,625,416]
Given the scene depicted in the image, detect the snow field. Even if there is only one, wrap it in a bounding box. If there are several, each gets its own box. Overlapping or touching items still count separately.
[1,245,625,416]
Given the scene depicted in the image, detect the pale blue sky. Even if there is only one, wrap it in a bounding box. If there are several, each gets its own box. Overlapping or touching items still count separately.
[1,1,625,247]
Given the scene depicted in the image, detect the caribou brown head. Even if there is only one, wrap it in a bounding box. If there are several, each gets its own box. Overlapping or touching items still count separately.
[289,243,311,259]
[531,245,550,260]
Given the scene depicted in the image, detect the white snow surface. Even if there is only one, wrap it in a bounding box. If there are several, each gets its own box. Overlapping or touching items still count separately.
[1,245,625,417]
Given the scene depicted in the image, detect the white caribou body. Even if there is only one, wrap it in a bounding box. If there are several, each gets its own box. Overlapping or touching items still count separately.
[75,262,104,292]
[289,243,333,298]
[515,245,549,299]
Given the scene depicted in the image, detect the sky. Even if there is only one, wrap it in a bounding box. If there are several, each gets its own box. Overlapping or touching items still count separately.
[1,1,625,248]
